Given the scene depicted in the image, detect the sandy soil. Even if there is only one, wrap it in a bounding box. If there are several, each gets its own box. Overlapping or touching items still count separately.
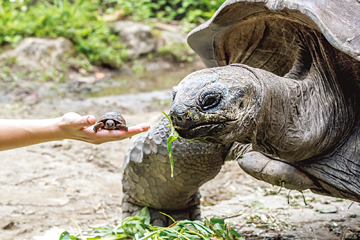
[0,67,359,240]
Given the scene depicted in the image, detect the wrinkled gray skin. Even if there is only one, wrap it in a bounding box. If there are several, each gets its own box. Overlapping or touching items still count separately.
[170,29,360,202]
[122,119,236,225]
[122,0,360,224]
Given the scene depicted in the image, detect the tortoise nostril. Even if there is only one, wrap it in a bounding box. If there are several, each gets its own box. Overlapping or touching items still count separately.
[171,114,184,123]
[170,105,187,124]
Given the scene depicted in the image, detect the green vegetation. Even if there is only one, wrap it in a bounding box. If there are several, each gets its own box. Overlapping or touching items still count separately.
[157,43,195,63]
[52,207,244,239]
[112,0,224,31]
[0,0,224,68]
[113,0,223,22]
[0,0,127,68]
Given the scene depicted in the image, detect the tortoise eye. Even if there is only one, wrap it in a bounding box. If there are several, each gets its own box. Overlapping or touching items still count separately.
[200,93,222,110]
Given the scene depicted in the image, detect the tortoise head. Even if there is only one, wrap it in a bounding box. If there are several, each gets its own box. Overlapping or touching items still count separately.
[172,0,360,158]
[104,119,117,130]
[170,65,261,144]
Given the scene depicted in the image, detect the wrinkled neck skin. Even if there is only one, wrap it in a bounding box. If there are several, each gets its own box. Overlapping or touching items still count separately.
[247,33,357,161]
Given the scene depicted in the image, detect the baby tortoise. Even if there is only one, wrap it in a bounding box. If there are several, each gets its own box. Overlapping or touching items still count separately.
[93,112,128,132]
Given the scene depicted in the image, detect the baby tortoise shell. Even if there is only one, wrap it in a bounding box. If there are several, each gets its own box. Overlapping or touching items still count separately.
[93,112,128,132]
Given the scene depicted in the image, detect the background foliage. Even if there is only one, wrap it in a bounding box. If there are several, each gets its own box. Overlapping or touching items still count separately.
[108,0,224,28]
[0,0,127,68]
[0,0,224,67]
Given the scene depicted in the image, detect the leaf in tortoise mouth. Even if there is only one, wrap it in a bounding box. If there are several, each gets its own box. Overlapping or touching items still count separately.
[162,111,181,178]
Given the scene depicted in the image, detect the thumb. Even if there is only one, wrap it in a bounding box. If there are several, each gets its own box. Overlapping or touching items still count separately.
[60,113,96,128]
[82,115,96,126]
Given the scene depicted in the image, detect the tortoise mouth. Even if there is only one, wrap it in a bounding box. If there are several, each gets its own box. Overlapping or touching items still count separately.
[174,120,235,142]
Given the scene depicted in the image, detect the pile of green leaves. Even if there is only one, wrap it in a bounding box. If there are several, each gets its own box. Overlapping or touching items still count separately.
[58,207,244,240]
[0,0,127,68]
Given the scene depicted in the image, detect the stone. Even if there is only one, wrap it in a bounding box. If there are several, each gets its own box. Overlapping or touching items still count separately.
[0,37,75,70]
[159,30,186,46]
[112,21,156,59]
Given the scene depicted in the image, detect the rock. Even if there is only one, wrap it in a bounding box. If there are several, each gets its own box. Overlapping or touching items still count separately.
[159,30,187,46]
[2,221,15,230]
[154,23,196,62]
[0,37,75,70]
[112,21,156,59]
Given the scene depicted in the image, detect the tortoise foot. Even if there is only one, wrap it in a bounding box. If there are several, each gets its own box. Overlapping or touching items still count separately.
[149,205,201,227]
[122,194,200,226]
[93,122,104,132]
[116,124,128,132]
[238,152,317,191]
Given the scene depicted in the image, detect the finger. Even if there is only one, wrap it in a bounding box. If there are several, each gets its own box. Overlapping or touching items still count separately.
[90,123,151,133]
[85,129,135,141]
[82,123,150,141]
[84,125,148,138]
[127,123,151,133]
[73,115,96,127]
[85,115,97,125]
[135,123,151,131]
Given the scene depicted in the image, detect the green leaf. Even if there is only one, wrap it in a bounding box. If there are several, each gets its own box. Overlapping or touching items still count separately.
[40,211,245,240]
[135,206,151,225]
[162,111,181,177]
[229,228,243,238]
[160,211,176,224]
[210,218,225,225]
[191,222,214,234]
[59,231,71,240]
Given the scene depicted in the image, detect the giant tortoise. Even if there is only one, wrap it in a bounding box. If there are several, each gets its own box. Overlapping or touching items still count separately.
[122,0,360,224]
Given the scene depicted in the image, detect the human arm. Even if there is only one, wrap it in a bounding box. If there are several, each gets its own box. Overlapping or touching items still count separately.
[0,112,150,151]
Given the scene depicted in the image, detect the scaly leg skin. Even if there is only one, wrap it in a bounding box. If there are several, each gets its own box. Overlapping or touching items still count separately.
[116,124,128,132]
[93,122,104,132]
[295,122,360,202]
[238,143,360,202]
[121,117,230,226]
[238,152,318,191]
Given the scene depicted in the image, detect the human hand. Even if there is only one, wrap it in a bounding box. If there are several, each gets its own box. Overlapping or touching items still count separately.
[58,112,150,144]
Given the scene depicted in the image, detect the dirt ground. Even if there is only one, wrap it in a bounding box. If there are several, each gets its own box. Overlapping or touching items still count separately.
[0,65,359,240]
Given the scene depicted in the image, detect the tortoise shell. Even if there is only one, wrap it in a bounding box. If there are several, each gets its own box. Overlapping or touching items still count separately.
[188,0,360,70]
[180,0,360,202]
[93,112,128,132]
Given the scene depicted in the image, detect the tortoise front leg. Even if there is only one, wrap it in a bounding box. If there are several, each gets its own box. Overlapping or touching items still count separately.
[238,145,360,202]
[121,117,230,225]
[93,122,104,132]
[238,152,318,191]
[116,124,128,132]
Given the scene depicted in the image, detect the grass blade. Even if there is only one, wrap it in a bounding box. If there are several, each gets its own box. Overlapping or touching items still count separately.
[162,111,181,177]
